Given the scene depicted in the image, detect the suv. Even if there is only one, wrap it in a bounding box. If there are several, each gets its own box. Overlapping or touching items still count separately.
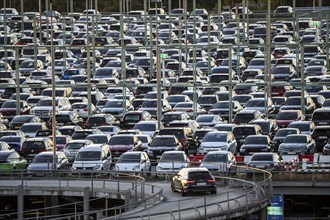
[72,144,112,171]
[311,126,330,152]
[120,111,154,129]
[158,127,198,154]
[232,124,263,149]
[20,137,53,160]
[31,97,71,120]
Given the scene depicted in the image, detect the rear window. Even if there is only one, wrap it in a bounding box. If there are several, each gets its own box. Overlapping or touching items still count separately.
[312,112,330,120]
[188,171,212,179]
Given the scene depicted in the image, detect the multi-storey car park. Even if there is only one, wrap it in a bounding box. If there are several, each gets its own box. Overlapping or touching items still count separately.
[0,0,329,219]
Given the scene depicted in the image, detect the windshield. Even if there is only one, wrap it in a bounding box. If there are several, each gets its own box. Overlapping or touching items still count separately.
[283,135,307,143]
[203,154,227,162]
[151,137,176,146]
[245,136,267,144]
[160,153,184,162]
[67,143,85,150]
[33,155,53,163]
[134,123,155,131]
[203,133,227,142]
[117,154,140,163]
[75,151,101,161]
[109,136,133,145]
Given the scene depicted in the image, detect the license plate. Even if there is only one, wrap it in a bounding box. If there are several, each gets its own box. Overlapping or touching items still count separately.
[319,136,328,139]
[256,165,264,168]
[27,154,35,156]
[288,152,296,154]
[97,44,101,46]
[197,182,206,186]
[319,122,327,125]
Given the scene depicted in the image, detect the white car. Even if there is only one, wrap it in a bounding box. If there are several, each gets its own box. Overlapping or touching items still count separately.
[31,97,71,120]
[199,151,237,172]
[133,121,158,137]
[156,151,190,175]
[71,144,112,171]
[71,102,97,119]
[199,131,237,154]
[114,151,151,173]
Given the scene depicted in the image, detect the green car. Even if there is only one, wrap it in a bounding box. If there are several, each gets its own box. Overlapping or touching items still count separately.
[0,150,28,174]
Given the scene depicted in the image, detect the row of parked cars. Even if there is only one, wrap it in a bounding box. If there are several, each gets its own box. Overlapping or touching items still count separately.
[0,6,329,178]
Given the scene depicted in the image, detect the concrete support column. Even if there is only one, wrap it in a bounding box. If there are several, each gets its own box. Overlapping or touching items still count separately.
[258,206,267,219]
[17,185,24,220]
[84,187,90,220]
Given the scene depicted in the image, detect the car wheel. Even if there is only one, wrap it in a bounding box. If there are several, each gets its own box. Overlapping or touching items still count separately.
[181,186,186,196]
[171,183,176,192]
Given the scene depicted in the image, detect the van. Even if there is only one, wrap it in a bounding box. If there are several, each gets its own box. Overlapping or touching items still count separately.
[72,144,112,171]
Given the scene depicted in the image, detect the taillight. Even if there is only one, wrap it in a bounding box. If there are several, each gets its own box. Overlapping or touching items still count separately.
[207,179,216,183]
[83,108,88,111]
[187,109,193,112]
[182,180,195,185]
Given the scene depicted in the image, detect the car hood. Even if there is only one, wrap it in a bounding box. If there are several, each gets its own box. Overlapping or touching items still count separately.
[28,163,57,170]
[279,143,308,148]
[115,162,140,171]
[110,145,134,151]
[156,161,188,169]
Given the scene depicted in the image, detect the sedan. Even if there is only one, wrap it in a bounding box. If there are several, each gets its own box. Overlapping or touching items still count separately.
[195,114,224,128]
[171,167,217,196]
[247,152,284,172]
[240,135,274,155]
[278,134,316,156]
[27,151,69,174]
[114,151,151,173]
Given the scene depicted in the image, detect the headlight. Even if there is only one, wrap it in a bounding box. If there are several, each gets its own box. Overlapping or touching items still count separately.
[71,165,76,170]
[147,150,153,155]
[115,165,119,170]
[27,165,31,170]
[93,165,101,170]
[156,166,162,170]
[133,165,140,170]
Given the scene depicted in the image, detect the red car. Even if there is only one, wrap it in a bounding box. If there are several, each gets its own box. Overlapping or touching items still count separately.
[275,110,305,128]
[0,100,31,120]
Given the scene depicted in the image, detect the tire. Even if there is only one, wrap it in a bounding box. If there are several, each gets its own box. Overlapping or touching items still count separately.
[181,187,186,196]
[171,183,176,192]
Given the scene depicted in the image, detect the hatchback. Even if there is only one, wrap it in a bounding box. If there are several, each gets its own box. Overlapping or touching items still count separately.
[279,134,316,156]
[114,151,151,173]
[199,131,237,154]
[27,151,69,173]
[20,137,53,160]
[171,167,217,196]
[240,135,274,155]
[156,151,190,175]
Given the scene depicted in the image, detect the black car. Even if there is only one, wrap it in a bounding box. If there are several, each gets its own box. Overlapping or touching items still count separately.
[240,135,274,155]
[158,127,198,154]
[9,115,43,130]
[120,111,153,129]
[311,126,330,152]
[273,128,300,151]
[171,167,217,196]
[85,114,119,128]
[147,135,183,160]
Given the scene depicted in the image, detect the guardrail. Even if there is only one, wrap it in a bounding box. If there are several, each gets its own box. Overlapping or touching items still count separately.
[0,170,163,220]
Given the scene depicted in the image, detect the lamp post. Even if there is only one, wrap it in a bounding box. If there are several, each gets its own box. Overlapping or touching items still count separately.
[47,0,57,174]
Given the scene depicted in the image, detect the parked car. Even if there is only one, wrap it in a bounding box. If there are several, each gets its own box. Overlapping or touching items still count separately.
[278,134,316,156]
[63,139,94,162]
[114,151,151,173]
[171,167,217,196]
[147,135,183,160]
[247,152,284,172]
[199,131,237,154]
[0,150,28,173]
[240,135,274,155]
[156,151,190,175]
[20,137,53,161]
[72,144,112,171]
[273,128,300,151]
[108,134,143,157]
[27,151,69,174]
[199,151,237,172]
